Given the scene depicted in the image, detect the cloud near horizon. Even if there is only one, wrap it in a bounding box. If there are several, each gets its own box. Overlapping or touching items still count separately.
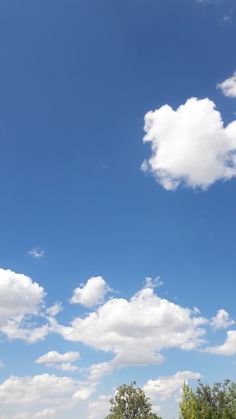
[142,97,236,190]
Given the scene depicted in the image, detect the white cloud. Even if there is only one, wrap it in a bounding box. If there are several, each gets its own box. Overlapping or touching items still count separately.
[36,351,80,365]
[36,351,80,372]
[210,309,235,330]
[46,303,63,317]
[203,330,236,355]
[28,248,45,259]
[87,362,113,382]
[217,72,236,97]
[0,268,44,321]
[0,373,87,408]
[142,97,236,190]
[69,276,109,308]
[144,276,163,289]
[72,387,94,401]
[143,371,201,402]
[58,286,207,365]
[0,268,49,343]
[0,361,4,368]
[53,363,78,372]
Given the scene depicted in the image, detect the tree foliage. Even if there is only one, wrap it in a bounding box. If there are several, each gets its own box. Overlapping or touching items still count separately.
[105,381,162,419]
[179,379,236,419]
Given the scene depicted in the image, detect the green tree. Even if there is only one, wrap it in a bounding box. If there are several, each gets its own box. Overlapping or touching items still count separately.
[179,382,197,419]
[179,380,236,419]
[105,381,162,419]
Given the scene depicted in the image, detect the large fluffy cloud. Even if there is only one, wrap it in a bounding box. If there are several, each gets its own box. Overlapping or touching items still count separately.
[57,286,207,365]
[0,268,49,342]
[0,374,81,406]
[142,98,236,190]
[217,71,236,98]
[0,372,95,419]
[69,276,109,308]
[143,371,201,402]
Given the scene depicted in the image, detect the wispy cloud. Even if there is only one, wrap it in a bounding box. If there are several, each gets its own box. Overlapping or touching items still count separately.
[28,248,45,259]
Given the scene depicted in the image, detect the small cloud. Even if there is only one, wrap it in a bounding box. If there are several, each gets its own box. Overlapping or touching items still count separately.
[35,351,80,372]
[46,303,63,317]
[0,361,4,368]
[222,13,232,24]
[210,309,235,330]
[69,276,110,308]
[217,71,236,97]
[28,248,45,259]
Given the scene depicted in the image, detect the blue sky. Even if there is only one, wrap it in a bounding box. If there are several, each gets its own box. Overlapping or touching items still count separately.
[1,0,236,418]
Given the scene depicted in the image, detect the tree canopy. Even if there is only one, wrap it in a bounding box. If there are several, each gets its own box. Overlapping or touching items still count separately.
[179,379,236,419]
[105,381,162,419]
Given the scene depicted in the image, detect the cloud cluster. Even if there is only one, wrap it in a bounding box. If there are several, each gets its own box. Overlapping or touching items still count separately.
[35,351,80,372]
[217,72,236,98]
[142,98,236,190]
[58,286,207,365]
[70,276,109,308]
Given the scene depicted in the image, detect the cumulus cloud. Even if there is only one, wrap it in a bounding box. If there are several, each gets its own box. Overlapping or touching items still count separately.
[210,309,235,330]
[142,97,236,190]
[28,248,45,259]
[57,285,207,365]
[69,276,109,308]
[203,330,236,355]
[217,72,236,97]
[0,268,50,343]
[0,374,82,407]
[143,371,202,402]
[35,351,80,372]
